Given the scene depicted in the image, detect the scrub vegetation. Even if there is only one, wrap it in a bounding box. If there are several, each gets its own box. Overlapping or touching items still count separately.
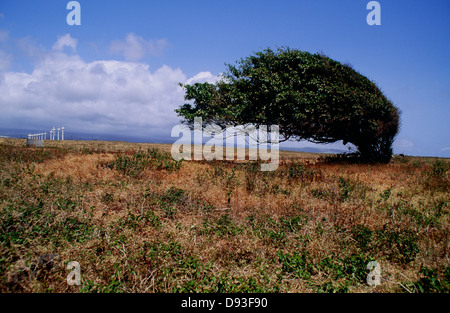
[0,138,448,293]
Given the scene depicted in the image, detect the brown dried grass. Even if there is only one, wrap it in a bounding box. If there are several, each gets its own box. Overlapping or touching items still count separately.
[0,138,448,293]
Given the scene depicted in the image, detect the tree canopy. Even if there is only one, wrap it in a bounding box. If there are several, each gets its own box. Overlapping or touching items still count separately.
[176,47,400,163]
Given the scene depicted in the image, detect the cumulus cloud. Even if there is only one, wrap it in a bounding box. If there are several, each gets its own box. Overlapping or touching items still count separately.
[52,34,77,52]
[110,33,168,61]
[0,34,220,139]
[185,71,222,85]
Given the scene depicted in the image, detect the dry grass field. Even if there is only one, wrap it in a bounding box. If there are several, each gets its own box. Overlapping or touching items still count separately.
[0,138,448,293]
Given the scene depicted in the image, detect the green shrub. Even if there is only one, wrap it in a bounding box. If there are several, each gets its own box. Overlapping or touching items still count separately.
[317,253,371,292]
[352,225,419,265]
[430,160,448,178]
[162,186,186,204]
[200,213,243,237]
[414,267,450,293]
[287,162,306,179]
[338,177,353,201]
[279,214,309,232]
[351,225,373,252]
[109,148,183,177]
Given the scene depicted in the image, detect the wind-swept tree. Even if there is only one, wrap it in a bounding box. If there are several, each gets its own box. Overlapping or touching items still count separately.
[176,47,400,163]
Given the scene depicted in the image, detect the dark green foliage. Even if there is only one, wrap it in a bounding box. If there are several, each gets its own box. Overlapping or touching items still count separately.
[278,250,371,291]
[281,161,319,182]
[279,214,309,232]
[153,187,187,219]
[379,230,419,264]
[201,213,243,237]
[246,213,308,246]
[319,253,369,282]
[351,225,419,265]
[117,211,161,229]
[287,162,306,179]
[109,148,182,177]
[338,177,353,201]
[351,225,373,252]
[414,267,450,293]
[316,253,371,292]
[162,186,186,204]
[277,250,314,280]
[177,47,400,163]
[430,160,448,178]
[0,198,91,247]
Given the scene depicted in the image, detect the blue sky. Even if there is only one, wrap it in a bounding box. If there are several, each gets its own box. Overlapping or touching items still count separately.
[0,0,449,157]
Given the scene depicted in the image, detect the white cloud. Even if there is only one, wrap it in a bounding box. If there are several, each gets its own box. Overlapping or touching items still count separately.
[110,33,168,61]
[185,71,222,85]
[441,147,450,152]
[52,34,77,52]
[0,34,220,139]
